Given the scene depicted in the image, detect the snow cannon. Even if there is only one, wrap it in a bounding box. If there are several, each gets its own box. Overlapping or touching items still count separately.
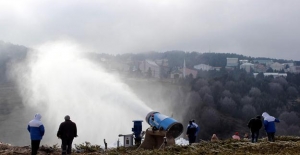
[138,111,183,149]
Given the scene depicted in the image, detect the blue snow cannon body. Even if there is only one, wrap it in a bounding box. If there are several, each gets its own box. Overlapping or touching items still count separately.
[145,111,183,138]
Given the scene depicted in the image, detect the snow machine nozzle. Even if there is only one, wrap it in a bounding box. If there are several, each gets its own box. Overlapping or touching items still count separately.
[145,111,183,138]
[138,111,183,149]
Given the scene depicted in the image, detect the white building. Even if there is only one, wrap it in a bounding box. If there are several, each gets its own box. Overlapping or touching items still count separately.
[253,73,287,78]
[253,60,274,67]
[270,62,284,71]
[139,60,160,78]
[226,58,238,67]
[194,64,213,71]
[240,63,254,73]
[239,60,249,64]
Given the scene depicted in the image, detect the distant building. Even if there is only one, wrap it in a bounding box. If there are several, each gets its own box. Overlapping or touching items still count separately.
[253,73,287,78]
[240,63,254,73]
[289,66,300,74]
[170,70,182,79]
[253,59,273,66]
[226,58,239,67]
[170,68,198,79]
[239,60,249,64]
[253,64,267,73]
[194,64,213,71]
[213,67,221,71]
[155,59,169,78]
[179,68,198,78]
[108,61,130,72]
[282,63,294,68]
[270,62,284,71]
[139,60,160,78]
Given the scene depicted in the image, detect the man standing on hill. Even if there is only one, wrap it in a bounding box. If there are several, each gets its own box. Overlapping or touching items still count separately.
[27,113,45,155]
[191,120,200,137]
[262,112,280,142]
[57,115,77,154]
[186,120,199,144]
[247,115,262,143]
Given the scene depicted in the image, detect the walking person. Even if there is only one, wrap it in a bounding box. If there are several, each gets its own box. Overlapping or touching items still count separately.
[262,112,280,142]
[186,120,199,145]
[27,113,45,155]
[247,115,262,143]
[57,115,77,154]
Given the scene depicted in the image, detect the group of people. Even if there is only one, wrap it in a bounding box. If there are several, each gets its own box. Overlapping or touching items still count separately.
[186,112,280,144]
[246,112,280,142]
[27,111,279,153]
[27,113,77,155]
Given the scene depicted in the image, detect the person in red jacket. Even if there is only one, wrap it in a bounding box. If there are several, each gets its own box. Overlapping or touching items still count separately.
[232,132,241,140]
[57,115,77,155]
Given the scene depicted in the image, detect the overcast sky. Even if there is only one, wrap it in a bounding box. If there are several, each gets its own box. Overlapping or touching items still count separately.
[0,0,299,60]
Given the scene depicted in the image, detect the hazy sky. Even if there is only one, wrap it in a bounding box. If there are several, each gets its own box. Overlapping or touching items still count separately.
[0,0,299,60]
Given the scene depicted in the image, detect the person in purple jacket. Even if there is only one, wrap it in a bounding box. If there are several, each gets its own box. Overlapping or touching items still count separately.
[262,112,280,142]
[27,113,45,155]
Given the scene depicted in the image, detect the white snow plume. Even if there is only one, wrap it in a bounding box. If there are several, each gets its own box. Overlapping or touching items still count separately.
[11,40,152,145]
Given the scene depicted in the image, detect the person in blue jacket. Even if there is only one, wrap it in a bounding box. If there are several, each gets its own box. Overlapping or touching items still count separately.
[262,112,279,142]
[191,120,200,140]
[27,113,45,155]
[186,119,200,144]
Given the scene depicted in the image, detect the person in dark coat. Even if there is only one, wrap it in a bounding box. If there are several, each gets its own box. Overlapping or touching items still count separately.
[186,120,198,145]
[57,115,77,154]
[247,115,262,143]
[27,113,45,155]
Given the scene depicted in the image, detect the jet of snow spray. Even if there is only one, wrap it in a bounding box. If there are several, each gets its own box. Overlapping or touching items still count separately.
[12,40,152,146]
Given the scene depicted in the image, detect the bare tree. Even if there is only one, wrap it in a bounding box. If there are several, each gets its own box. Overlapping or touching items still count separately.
[269,83,283,96]
[241,104,257,120]
[287,86,298,99]
[203,93,215,108]
[272,77,288,87]
[194,79,209,91]
[225,81,235,92]
[220,97,237,114]
[249,87,261,98]
[276,120,288,136]
[187,91,202,103]
[279,111,300,126]
[287,125,300,136]
[241,96,253,106]
[211,81,224,98]
[200,108,220,128]
[222,90,232,98]
[198,86,212,98]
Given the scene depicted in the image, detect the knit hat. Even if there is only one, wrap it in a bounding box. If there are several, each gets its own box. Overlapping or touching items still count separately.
[256,115,262,119]
[64,115,70,120]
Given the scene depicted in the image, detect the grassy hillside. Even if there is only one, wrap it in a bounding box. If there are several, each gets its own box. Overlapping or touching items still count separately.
[1,136,300,154]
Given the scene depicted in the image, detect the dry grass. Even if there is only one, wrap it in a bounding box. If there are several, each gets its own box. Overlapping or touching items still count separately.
[1,136,300,154]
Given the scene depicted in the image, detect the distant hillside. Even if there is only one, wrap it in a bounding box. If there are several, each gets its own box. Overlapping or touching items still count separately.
[93,50,294,69]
